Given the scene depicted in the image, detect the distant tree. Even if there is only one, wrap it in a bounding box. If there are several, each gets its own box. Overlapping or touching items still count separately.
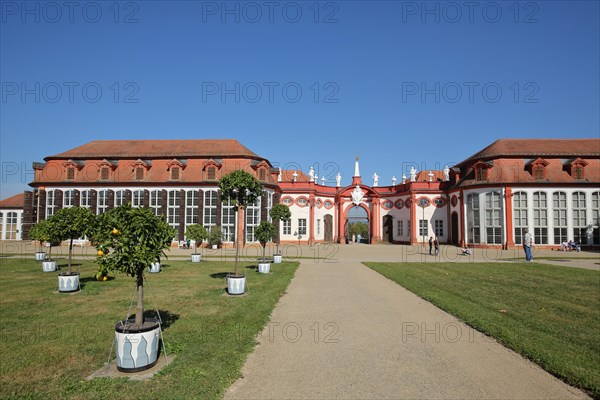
[50,207,95,273]
[269,203,291,254]
[185,224,208,255]
[254,221,277,262]
[219,170,264,277]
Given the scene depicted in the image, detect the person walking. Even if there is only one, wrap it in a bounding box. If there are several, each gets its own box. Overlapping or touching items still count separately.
[434,237,439,256]
[523,228,533,262]
[428,236,433,255]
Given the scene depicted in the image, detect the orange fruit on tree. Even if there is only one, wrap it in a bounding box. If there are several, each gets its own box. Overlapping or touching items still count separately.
[112,228,120,235]
[97,250,104,256]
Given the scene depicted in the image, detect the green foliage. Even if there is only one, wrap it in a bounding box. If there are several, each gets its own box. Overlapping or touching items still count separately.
[219,170,264,276]
[218,170,264,208]
[185,224,208,253]
[49,207,95,241]
[254,221,277,261]
[269,203,291,222]
[49,207,96,272]
[28,220,50,251]
[254,221,276,247]
[92,204,174,278]
[207,226,223,247]
[348,221,369,238]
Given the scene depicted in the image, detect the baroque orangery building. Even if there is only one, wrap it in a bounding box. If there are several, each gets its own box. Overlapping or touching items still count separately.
[1,138,599,249]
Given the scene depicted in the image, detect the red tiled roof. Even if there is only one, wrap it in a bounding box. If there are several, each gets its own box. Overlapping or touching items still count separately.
[457,138,600,166]
[280,170,312,182]
[47,139,261,160]
[415,170,445,182]
[0,193,24,209]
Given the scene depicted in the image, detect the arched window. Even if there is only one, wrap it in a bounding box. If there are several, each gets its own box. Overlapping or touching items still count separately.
[572,192,587,244]
[533,192,548,244]
[485,192,502,244]
[466,193,480,244]
[553,192,567,244]
[513,192,527,244]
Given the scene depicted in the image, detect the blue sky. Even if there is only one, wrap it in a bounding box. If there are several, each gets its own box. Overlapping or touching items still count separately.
[1,0,599,198]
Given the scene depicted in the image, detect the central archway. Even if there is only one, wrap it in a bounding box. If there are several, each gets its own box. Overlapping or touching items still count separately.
[346,205,370,244]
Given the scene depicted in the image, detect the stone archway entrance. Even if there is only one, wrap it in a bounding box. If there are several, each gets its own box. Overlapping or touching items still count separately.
[346,206,369,244]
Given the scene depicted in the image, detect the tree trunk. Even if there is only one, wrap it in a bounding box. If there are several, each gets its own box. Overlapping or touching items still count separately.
[262,244,266,261]
[135,272,144,328]
[68,238,73,274]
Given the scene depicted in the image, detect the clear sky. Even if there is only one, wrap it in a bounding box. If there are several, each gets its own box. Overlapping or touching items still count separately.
[1,0,599,198]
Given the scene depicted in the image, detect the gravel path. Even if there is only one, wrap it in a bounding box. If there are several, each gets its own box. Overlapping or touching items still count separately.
[224,255,590,399]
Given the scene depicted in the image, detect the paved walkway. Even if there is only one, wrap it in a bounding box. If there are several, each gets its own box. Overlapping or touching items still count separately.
[223,246,594,399]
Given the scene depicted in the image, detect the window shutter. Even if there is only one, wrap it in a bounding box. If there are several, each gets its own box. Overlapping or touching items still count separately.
[143,190,150,208]
[215,189,222,226]
[261,192,268,222]
[161,190,168,216]
[73,190,81,207]
[54,190,63,212]
[90,190,98,214]
[125,190,132,204]
[107,190,115,211]
[38,190,46,221]
[179,190,186,239]
[198,190,204,226]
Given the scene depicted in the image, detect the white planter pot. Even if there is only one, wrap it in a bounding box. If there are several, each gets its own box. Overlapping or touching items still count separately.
[191,254,202,263]
[227,274,246,295]
[42,260,56,272]
[273,255,282,264]
[35,252,46,261]
[212,244,218,250]
[58,273,80,292]
[115,318,161,372]
[258,261,271,274]
[148,262,161,273]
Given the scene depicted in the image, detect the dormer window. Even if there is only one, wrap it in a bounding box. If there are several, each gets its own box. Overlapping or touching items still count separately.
[167,159,185,181]
[170,167,180,180]
[100,167,109,180]
[66,167,75,180]
[63,159,83,181]
[475,167,487,181]
[529,158,549,180]
[135,167,145,180]
[207,167,216,180]
[259,168,266,181]
[473,161,492,182]
[533,165,545,180]
[570,158,587,180]
[97,159,116,181]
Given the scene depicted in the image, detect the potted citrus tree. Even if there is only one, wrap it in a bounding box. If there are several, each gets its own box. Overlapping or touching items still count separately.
[254,221,276,274]
[92,204,174,372]
[208,226,223,250]
[269,203,291,263]
[219,170,264,295]
[50,207,95,292]
[29,222,47,262]
[186,224,208,262]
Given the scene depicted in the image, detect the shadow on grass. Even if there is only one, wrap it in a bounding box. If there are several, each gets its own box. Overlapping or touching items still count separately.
[126,310,180,331]
[210,272,229,279]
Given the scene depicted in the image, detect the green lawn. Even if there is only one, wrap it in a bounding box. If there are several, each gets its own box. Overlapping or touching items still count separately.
[364,261,600,399]
[0,257,298,399]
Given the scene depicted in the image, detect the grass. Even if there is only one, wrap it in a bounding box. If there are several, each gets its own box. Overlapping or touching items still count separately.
[0,257,298,399]
[364,261,600,399]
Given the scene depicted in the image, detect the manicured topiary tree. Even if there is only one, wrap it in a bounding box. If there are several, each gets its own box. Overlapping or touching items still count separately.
[269,203,291,255]
[29,220,49,257]
[186,224,208,255]
[254,221,277,262]
[92,204,174,329]
[207,226,223,249]
[219,170,264,277]
[50,207,95,274]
